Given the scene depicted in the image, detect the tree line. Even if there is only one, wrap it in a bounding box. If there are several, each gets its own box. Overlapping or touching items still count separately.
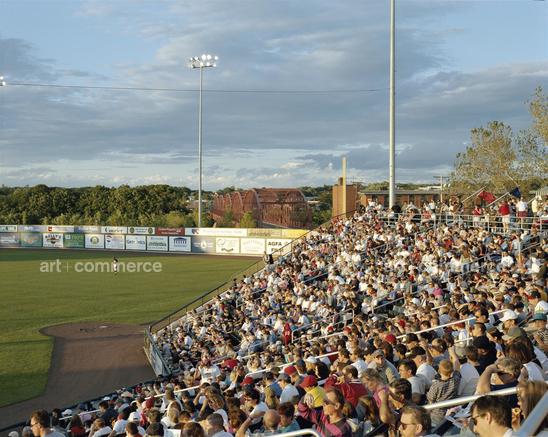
[0,184,334,228]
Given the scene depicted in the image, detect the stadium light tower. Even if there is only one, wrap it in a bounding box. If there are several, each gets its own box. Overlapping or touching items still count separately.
[189,54,218,227]
[0,75,6,87]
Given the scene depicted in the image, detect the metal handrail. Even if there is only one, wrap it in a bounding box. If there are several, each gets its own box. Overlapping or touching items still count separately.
[396,309,506,339]
[270,430,322,437]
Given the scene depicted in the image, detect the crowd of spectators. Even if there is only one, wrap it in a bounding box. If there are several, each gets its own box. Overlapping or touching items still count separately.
[8,203,548,437]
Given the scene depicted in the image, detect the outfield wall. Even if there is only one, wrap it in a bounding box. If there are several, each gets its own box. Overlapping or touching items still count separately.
[0,225,307,256]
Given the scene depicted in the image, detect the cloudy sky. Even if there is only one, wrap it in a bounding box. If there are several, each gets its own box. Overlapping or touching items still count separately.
[0,0,546,189]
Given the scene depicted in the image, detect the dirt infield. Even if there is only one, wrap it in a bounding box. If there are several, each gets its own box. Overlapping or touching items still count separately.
[0,322,155,431]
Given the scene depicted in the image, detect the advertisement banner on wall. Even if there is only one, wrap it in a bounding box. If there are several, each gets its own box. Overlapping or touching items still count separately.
[191,236,216,253]
[216,237,240,254]
[105,234,125,250]
[63,233,85,248]
[85,234,105,249]
[240,238,265,255]
[18,225,47,232]
[156,227,185,236]
[46,225,75,233]
[126,235,147,250]
[282,229,308,239]
[0,233,20,247]
[43,233,64,248]
[247,228,282,238]
[147,236,168,251]
[75,225,101,233]
[168,236,191,252]
[0,225,17,233]
[101,226,128,234]
[266,238,292,254]
[20,233,43,247]
[128,226,155,235]
[186,228,248,237]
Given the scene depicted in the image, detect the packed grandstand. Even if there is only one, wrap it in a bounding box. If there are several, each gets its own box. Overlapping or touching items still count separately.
[5,200,548,437]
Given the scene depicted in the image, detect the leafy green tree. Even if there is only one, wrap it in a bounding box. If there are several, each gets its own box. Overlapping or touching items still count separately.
[239,212,257,228]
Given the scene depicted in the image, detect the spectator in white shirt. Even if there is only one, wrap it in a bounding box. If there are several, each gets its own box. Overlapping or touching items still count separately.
[278,373,300,404]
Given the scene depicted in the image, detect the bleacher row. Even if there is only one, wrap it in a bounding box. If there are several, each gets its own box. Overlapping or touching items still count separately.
[6,206,548,437]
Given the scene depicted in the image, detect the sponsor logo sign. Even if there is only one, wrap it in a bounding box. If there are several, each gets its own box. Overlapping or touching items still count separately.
[266,238,292,254]
[156,227,185,236]
[247,228,282,238]
[63,233,85,248]
[18,225,47,232]
[146,236,168,251]
[46,225,74,233]
[105,234,125,250]
[20,233,43,247]
[240,238,265,255]
[85,234,105,249]
[216,237,240,254]
[100,226,128,234]
[186,227,248,237]
[191,236,216,253]
[282,229,308,239]
[75,225,102,233]
[168,236,191,252]
[43,233,64,248]
[128,226,155,235]
[0,225,18,233]
[0,232,20,247]
[125,235,147,250]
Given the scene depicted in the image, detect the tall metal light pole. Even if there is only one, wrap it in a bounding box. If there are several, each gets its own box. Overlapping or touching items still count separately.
[388,0,396,209]
[189,54,218,227]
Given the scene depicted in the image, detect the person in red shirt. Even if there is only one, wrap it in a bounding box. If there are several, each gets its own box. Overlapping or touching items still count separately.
[499,200,511,232]
[324,366,368,407]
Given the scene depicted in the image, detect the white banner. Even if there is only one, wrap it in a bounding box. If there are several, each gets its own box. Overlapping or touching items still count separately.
[240,238,265,255]
[0,225,17,232]
[169,236,191,252]
[266,238,292,254]
[127,226,155,235]
[46,225,74,233]
[105,234,125,250]
[43,233,64,248]
[125,235,147,250]
[101,226,128,234]
[186,227,248,237]
[85,234,105,249]
[216,237,240,254]
[147,235,168,251]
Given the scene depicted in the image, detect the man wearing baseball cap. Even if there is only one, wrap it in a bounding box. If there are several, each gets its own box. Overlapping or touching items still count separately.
[278,373,300,404]
[499,309,519,334]
[529,312,548,353]
[300,375,326,408]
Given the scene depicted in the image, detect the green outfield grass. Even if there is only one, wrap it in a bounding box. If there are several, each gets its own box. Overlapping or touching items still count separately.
[0,249,258,407]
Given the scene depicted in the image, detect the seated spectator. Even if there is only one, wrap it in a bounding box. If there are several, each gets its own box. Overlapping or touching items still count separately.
[299,375,326,408]
[29,410,65,437]
[236,409,280,437]
[476,357,521,408]
[470,395,514,437]
[205,413,233,437]
[182,421,205,437]
[397,358,426,404]
[426,360,461,426]
[298,388,352,437]
[324,365,367,407]
[277,403,300,433]
[277,373,299,405]
[512,380,548,433]
[397,405,437,437]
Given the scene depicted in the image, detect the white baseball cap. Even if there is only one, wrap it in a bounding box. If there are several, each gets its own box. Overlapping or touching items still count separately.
[500,310,518,322]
